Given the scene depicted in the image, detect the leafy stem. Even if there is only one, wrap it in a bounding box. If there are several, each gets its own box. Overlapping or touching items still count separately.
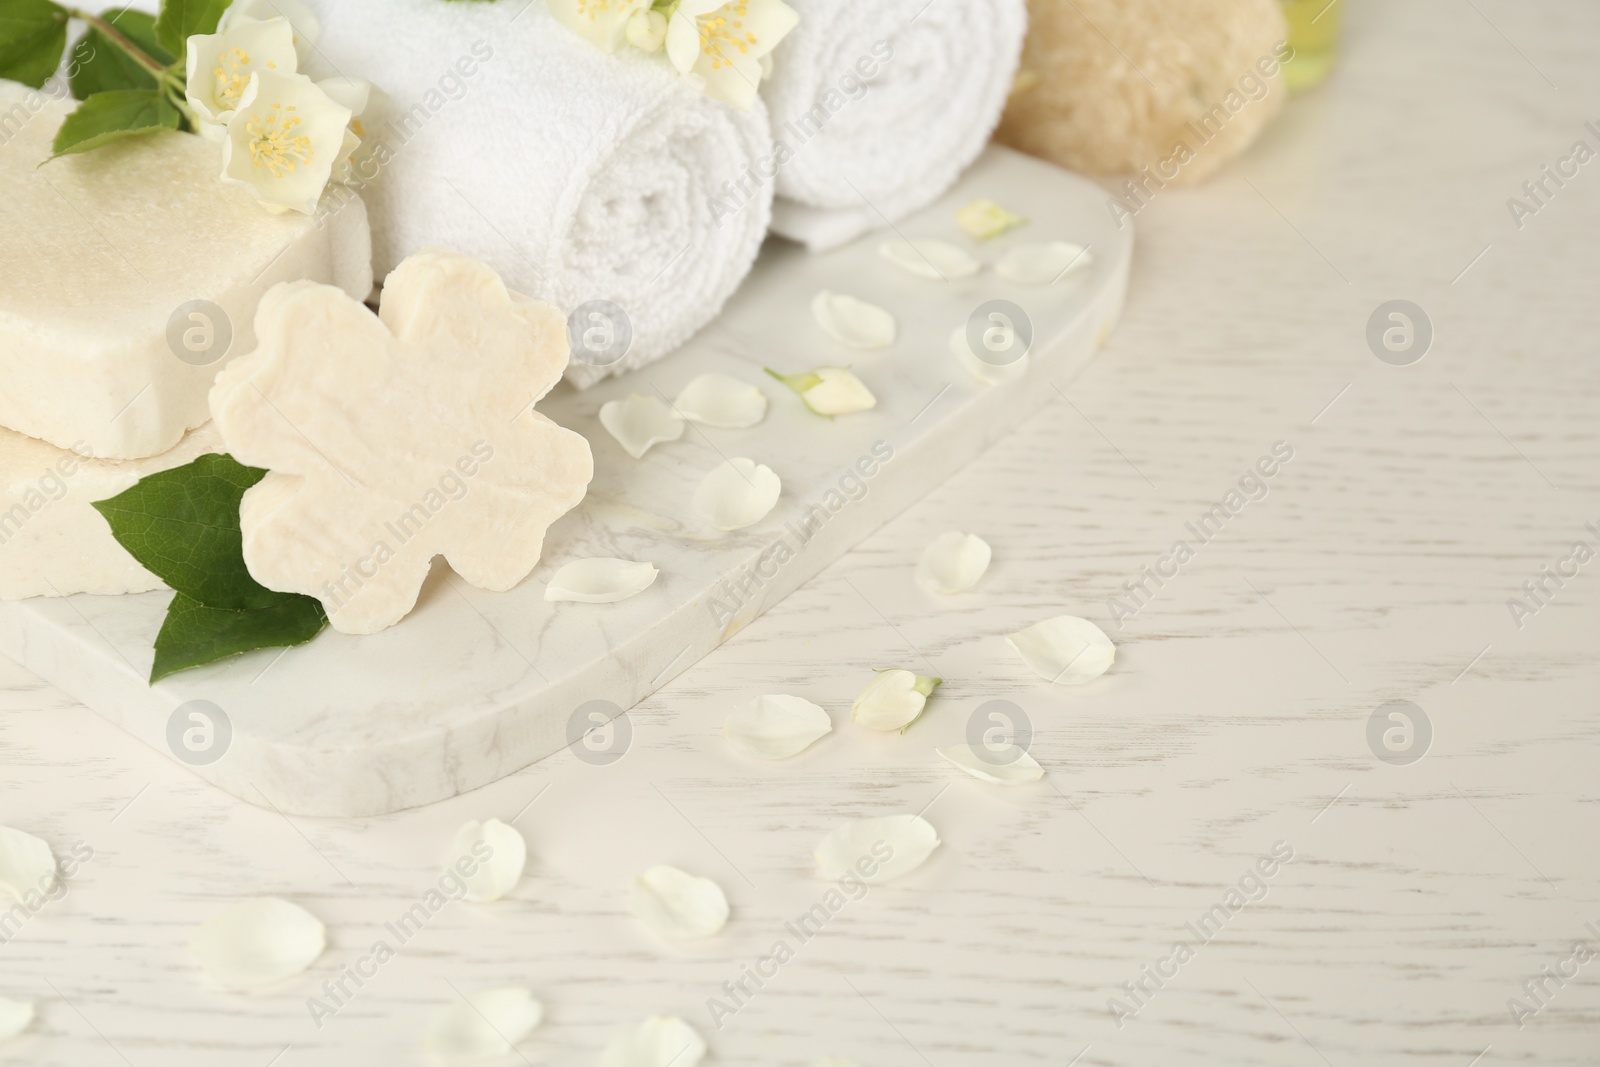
[63,6,197,126]
[65,6,169,79]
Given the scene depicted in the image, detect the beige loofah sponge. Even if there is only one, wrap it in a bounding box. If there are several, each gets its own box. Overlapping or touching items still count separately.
[997,0,1290,187]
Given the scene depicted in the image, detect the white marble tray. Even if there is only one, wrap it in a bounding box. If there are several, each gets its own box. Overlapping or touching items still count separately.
[0,146,1130,815]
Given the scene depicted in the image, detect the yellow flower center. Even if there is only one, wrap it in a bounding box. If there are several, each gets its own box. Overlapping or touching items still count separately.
[212,47,256,110]
[574,0,628,21]
[246,103,314,179]
[698,2,758,70]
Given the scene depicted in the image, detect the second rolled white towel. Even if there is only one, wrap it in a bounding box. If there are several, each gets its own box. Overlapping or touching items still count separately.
[306,0,774,387]
[763,0,1028,251]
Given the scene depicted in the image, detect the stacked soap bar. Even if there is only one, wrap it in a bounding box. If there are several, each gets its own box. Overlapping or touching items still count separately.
[0,424,220,599]
[0,82,372,461]
[0,82,372,598]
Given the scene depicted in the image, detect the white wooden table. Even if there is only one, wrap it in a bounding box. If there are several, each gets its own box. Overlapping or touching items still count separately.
[4,2,1598,1063]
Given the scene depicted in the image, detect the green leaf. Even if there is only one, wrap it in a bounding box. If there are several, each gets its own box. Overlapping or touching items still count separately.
[94,453,329,682]
[92,453,288,609]
[151,592,327,683]
[49,88,179,157]
[68,7,174,98]
[152,0,229,58]
[0,0,69,89]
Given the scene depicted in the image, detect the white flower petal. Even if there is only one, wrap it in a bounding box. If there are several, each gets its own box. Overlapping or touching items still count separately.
[446,819,527,903]
[1007,615,1116,684]
[916,531,991,594]
[600,394,685,459]
[631,866,730,940]
[546,558,658,603]
[0,826,56,903]
[674,374,767,428]
[802,368,876,415]
[877,238,981,280]
[0,998,33,1043]
[954,198,1027,240]
[815,815,940,883]
[694,458,780,530]
[851,669,938,732]
[221,0,321,52]
[189,898,325,990]
[949,325,1029,384]
[937,744,1045,785]
[601,1015,707,1067]
[724,694,832,759]
[996,241,1093,285]
[426,988,543,1060]
[811,291,896,349]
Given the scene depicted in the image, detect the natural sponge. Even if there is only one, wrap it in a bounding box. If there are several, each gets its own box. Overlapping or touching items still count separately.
[996,0,1290,186]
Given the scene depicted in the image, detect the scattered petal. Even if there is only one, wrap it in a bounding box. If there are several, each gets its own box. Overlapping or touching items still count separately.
[815,815,940,883]
[546,558,659,603]
[446,819,527,903]
[1008,615,1116,684]
[631,866,730,940]
[917,532,991,594]
[949,325,1029,384]
[600,394,686,458]
[601,1015,707,1067]
[766,367,877,416]
[674,374,767,428]
[877,238,981,280]
[811,291,897,349]
[937,744,1045,784]
[694,458,781,530]
[955,198,1028,240]
[724,694,832,759]
[0,827,56,903]
[851,669,941,732]
[189,898,325,990]
[426,987,543,1060]
[0,998,33,1044]
[996,241,1093,285]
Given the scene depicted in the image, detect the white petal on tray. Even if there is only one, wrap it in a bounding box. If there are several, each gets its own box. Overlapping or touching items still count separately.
[811,290,896,349]
[446,818,527,903]
[1007,615,1116,684]
[815,815,940,883]
[674,374,767,428]
[694,458,780,530]
[937,744,1045,785]
[877,238,981,280]
[546,558,659,603]
[949,325,1029,384]
[916,531,991,594]
[996,241,1093,285]
[600,394,685,458]
[189,897,326,991]
[0,826,56,903]
[631,866,730,940]
[851,669,939,732]
[601,1015,707,1067]
[425,987,544,1060]
[0,998,33,1044]
[724,694,832,759]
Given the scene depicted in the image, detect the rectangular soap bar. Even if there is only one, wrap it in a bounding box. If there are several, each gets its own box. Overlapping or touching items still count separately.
[0,423,221,600]
[0,81,372,460]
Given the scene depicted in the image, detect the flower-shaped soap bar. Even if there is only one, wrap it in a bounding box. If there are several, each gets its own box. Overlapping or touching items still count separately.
[210,250,594,634]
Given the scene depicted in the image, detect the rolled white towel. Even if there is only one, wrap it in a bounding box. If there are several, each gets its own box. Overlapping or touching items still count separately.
[304,0,774,387]
[763,0,1027,251]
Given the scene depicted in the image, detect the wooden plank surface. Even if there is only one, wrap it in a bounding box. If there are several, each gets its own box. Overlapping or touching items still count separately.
[2,1,1597,1063]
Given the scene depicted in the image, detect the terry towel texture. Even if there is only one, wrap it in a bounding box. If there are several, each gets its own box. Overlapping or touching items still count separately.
[763,0,1027,251]
[307,0,774,387]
